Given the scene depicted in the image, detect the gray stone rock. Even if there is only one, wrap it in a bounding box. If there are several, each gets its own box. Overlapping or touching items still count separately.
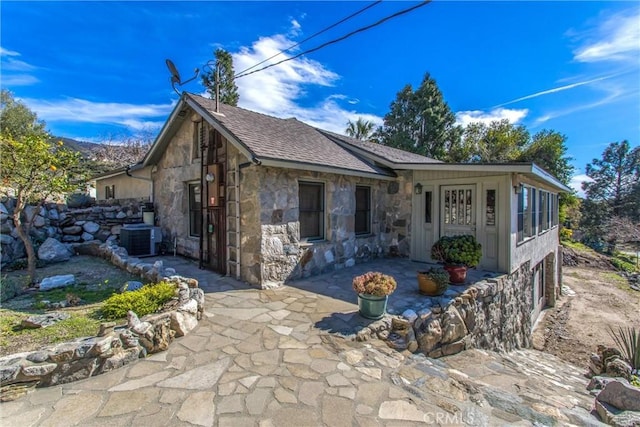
[595,400,640,427]
[38,237,72,263]
[82,221,100,233]
[0,234,14,245]
[39,274,75,290]
[440,305,468,344]
[62,225,82,235]
[116,211,127,219]
[21,363,57,377]
[0,203,9,221]
[48,209,59,220]
[170,310,198,337]
[597,379,640,411]
[80,232,94,242]
[21,312,70,328]
[33,215,46,228]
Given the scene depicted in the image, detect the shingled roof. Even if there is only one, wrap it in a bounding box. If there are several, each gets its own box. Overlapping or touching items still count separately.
[317,129,441,165]
[144,93,438,179]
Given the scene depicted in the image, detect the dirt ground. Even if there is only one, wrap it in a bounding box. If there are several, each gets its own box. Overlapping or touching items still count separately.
[534,255,640,369]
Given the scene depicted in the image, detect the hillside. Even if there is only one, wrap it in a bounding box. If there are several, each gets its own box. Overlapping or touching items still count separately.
[55,136,103,158]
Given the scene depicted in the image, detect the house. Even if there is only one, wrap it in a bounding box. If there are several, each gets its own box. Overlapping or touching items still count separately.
[124,92,568,320]
[92,164,153,202]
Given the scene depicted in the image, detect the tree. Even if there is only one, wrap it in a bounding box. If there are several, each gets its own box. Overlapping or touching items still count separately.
[0,91,81,284]
[379,72,462,159]
[201,48,239,106]
[583,141,640,217]
[345,118,376,140]
[451,119,529,163]
[580,141,640,250]
[519,130,574,186]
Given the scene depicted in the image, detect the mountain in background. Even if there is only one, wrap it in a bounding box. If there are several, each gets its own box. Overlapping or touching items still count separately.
[55,136,152,178]
[56,137,103,157]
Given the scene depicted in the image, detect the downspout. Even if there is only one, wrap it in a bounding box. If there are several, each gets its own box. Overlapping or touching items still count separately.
[198,120,206,269]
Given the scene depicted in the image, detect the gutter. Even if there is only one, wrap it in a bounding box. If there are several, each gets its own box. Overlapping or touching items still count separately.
[125,164,154,203]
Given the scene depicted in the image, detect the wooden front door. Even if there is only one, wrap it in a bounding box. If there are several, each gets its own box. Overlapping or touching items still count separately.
[440,185,476,238]
[202,129,226,274]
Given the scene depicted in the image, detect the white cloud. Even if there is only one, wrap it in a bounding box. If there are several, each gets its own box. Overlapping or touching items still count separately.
[569,174,593,197]
[230,30,381,134]
[0,47,20,57]
[455,108,528,127]
[573,7,640,63]
[1,46,39,87]
[533,81,631,124]
[494,74,621,108]
[22,97,174,131]
[1,75,40,86]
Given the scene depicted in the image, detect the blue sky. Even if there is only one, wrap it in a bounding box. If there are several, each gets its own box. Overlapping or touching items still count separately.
[2,1,639,192]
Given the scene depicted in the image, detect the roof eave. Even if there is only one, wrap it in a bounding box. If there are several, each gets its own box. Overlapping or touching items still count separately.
[142,94,189,167]
[184,95,258,164]
[259,158,397,181]
[400,162,570,192]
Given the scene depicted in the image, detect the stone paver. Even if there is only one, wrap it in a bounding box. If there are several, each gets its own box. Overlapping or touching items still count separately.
[0,256,605,426]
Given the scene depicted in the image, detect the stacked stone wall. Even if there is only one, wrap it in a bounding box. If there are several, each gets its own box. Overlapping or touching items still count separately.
[361,262,534,358]
[0,273,204,399]
[0,199,149,267]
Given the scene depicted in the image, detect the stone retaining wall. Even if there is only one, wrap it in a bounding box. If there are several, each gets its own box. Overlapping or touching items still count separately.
[0,199,148,267]
[0,273,204,401]
[358,262,533,358]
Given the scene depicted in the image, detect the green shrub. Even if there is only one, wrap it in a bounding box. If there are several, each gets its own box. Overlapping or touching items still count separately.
[431,235,482,267]
[559,228,573,241]
[609,326,640,370]
[101,282,176,320]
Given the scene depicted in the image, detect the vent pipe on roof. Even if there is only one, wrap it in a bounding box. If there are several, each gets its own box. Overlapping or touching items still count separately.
[215,64,220,113]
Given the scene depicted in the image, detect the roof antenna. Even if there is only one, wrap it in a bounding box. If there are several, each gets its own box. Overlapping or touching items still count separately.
[165,59,199,95]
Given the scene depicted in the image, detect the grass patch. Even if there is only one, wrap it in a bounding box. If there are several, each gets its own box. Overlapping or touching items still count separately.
[0,309,102,355]
[611,251,639,273]
[561,239,593,252]
[34,282,119,306]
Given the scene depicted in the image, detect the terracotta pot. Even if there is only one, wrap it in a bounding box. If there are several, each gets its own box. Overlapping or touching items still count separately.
[417,273,448,296]
[444,265,468,285]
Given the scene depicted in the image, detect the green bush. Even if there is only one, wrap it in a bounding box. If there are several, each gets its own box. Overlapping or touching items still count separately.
[431,235,482,267]
[559,227,573,241]
[101,282,176,320]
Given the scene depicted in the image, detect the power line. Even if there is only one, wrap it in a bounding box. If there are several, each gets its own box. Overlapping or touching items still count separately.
[234,1,383,77]
[235,1,431,80]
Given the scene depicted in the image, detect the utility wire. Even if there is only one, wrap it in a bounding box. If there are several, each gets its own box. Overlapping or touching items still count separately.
[235,1,431,80]
[234,1,383,77]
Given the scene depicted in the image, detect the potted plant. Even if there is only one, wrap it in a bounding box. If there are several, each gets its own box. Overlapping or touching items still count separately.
[352,271,397,319]
[417,267,449,296]
[431,235,482,284]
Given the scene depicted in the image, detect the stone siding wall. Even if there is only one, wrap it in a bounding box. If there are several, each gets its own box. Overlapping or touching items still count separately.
[152,116,200,259]
[246,167,413,288]
[0,199,149,267]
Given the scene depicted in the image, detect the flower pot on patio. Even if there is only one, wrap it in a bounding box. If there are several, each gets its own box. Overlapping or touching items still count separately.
[431,235,482,286]
[443,265,468,285]
[352,272,397,320]
[357,293,388,320]
[417,268,449,295]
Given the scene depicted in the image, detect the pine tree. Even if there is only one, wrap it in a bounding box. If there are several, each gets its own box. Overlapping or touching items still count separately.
[201,49,239,106]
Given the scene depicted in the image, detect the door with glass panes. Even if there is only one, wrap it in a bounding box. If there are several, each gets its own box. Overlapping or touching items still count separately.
[440,185,476,238]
